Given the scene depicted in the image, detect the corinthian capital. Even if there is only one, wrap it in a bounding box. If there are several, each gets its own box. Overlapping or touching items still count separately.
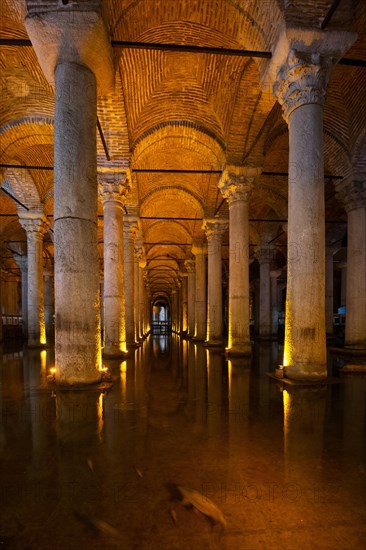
[274,51,330,120]
[19,212,49,240]
[202,218,228,240]
[336,179,366,213]
[219,165,261,204]
[98,171,130,206]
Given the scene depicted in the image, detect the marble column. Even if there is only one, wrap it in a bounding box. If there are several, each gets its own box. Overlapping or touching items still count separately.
[336,180,366,348]
[257,245,273,338]
[181,272,188,334]
[272,31,356,379]
[219,166,259,356]
[139,257,147,339]
[19,214,49,347]
[123,216,139,347]
[44,268,54,340]
[184,258,196,337]
[202,218,228,346]
[191,243,207,341]
[15,255,28,338]
[270,270,282,336]
[24,3,114,383]
[99,174,130,357]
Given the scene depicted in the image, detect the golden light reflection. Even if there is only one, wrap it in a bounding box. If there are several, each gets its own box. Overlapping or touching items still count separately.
[97,393,104,440]
[120,361,127,400]
[228,360,232,403]
[283,388,290,454]
[49,367,56,374]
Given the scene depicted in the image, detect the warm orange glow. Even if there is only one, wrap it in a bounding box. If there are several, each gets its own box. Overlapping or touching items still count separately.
[99,366,108,372]
[120,361,127,373]
[283,389,290,455]
[228,360,232,403]
[97,393,104,441]
[49,367,56,374]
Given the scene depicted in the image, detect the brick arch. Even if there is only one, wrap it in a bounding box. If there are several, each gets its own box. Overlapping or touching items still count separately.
[140,187,205,218]
[4,168,41,211]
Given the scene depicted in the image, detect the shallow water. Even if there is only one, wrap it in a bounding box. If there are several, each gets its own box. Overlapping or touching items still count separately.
[0,335,365,549]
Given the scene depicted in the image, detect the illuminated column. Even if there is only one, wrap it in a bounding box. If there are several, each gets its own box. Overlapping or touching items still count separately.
[139,257,147,338]
[272,30,356,379]
[219,166,259,356]
[25,2,114,382]
[19,214,49,347]
[181,271,188,333]
[99,173,130,357]
[123,216,139,347]
[15,255,28,337]
[44,268,54,340]
[257,245,273,338]
[270,270,282,336]
[191,243,207,341]
[171,290,177,332]
[184,258,196,337]
[336,180,366,349]
[0,244,3,342]
[203,218,228,346]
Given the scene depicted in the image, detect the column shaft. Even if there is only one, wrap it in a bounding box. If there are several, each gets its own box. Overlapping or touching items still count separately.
[185,260,196,337]
[123,218,139,346]
[54,62,101,384]
[44,272,54,340]
[259,260,271,337]
[325,249,334,336]
[284,104,326,378]
[192,248,207,340]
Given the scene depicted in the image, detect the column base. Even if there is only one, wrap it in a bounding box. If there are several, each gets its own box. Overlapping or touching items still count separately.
[282,364,327,382]
[127,340,140,349]
[102,346,129,359]
[203,339,225,349]
[225,344,251,357]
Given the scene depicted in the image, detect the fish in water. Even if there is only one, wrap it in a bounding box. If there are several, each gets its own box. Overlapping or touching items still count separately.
[166,483,226,528]
[73,510,122,539]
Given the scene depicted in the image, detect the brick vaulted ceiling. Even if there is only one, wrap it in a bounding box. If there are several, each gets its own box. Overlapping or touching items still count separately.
[0,0,365,299]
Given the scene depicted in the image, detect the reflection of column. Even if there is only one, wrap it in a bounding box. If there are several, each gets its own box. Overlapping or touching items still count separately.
[336,180,366,349]
[99,173,130,357]
[44,269,54,340]
[219,166,259,355]
[207,350,223,438]
[203,218,228,346]
[184,259,195,337]
[14,256,28,338]
[123,216,139,347]
[273,34,355,379]
[270,270,281,336]
[228,358,250,448]
[283,386,326,470]
[341,374,366,461]
[191,243,207,341]
[19,213,49,347]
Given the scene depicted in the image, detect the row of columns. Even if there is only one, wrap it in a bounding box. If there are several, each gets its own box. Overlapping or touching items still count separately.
[20,6,363,384]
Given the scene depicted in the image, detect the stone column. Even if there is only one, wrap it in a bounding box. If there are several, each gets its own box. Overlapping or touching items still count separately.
[134,234,145,342]
[270,270,282,336]
[219,166,259,356]
[272,30,356,379]
[99,174,130,357]
[181,271,188,334]
[123,216,139,347]
[257,245,273,338]
[19,214,49,347]
[139,257,147,339]
[0,244,3,343]
[184,259,196,337]
[15,255,28,338]
[336,180,366,348]
[24,3,114,383]
[202,218,228,346]
[191,243,207,341]
[44,268,54,340]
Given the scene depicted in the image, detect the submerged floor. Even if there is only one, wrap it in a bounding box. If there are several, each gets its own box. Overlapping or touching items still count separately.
[0,335,365,549]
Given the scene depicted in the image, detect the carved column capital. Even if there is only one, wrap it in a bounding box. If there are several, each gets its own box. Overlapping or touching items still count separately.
[191,242,208,256]
[219,165,261,204]
[123,215,139,239]
[19,212,49,241]
[202,218,228,241]
[184,258,195,273]
[98,170,130,206]
[336,179,366,213]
